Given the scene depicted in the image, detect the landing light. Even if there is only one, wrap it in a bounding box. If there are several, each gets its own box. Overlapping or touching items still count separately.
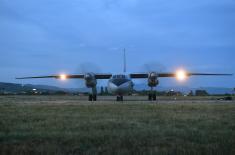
[176,69,187,81]
[59,74,67,80]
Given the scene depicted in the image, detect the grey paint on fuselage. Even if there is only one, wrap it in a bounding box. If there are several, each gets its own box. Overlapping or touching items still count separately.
[107,74,134,95]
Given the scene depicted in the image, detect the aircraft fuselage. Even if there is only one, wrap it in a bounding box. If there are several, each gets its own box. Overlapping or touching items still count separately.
[107,74,134,95]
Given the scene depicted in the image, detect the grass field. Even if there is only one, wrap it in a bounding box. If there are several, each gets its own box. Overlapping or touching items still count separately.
[0,95,235,155]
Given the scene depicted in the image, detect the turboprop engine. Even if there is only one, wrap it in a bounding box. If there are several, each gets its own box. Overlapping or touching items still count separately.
[148,72,159,87]
[84,73,97,88]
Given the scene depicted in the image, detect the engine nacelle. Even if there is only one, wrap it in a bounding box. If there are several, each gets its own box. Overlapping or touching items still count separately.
[148,72,159,87]
[84,73,97,88]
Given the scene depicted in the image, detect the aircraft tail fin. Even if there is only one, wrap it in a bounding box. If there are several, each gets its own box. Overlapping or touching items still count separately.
[123,48,126,73]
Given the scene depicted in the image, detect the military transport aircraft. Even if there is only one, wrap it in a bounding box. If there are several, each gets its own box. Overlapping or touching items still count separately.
[16,50,233,101]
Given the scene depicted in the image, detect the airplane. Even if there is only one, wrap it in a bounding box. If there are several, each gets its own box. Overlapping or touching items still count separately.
[16,49,233,101]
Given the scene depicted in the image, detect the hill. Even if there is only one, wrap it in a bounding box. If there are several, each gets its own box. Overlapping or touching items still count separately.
[0,82,69,94]
[0,82,234,95]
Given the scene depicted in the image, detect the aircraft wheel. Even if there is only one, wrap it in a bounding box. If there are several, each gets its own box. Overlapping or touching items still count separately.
[89,95,93,101]
[93,95,97,101]
[153,94,157,101]
[116,96,123,101]
[148,94,152,101]
[120,96,123,101]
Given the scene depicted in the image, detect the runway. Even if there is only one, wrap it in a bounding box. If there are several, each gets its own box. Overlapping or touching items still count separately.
[0,95,234,105]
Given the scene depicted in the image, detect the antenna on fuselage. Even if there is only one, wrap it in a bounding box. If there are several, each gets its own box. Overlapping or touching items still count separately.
[123,48,126,73]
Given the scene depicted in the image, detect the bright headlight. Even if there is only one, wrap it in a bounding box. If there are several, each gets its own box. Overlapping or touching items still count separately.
[59,74,67,80]
[176,69,187,81]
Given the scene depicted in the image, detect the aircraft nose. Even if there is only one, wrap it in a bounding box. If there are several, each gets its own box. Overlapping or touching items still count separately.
[109,81,132,93]
[112,82,128,88]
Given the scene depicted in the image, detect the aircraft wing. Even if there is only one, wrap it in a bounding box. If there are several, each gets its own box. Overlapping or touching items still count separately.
[159,73,233,77]
[130,73,233,78]
[16,74,112,79]
[94,74,112,79]
[129,73,148,78]
[16,74,84,79]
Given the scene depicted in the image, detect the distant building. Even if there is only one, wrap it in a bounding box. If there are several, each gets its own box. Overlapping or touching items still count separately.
[195,90,209,96]
[167,90,183,96]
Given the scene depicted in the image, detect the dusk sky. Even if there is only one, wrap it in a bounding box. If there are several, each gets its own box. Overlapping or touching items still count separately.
[0,0,234,88]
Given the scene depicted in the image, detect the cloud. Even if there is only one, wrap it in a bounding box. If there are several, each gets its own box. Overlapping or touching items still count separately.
[0,0,234,87]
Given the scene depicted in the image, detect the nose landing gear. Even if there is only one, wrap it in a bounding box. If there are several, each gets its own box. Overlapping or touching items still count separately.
[116,95,123,101]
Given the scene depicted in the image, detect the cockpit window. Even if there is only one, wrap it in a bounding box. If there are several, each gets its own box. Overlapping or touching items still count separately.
[113,75,126,79]
[110,76,129,86]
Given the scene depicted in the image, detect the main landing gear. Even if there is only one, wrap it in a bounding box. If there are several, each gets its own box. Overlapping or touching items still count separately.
[148,93,156,101]
[88,87,97,101]
[89,94,97,101]
[148,87,157,101]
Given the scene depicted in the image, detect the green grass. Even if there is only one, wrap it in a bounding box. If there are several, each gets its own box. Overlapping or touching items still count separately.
[0,96,235,155]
